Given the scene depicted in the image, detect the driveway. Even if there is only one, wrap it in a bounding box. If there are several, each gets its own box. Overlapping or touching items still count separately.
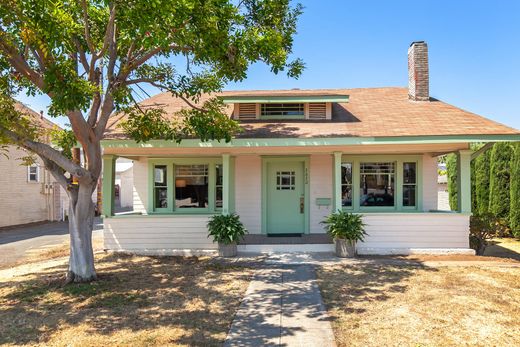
[0,218,103,268]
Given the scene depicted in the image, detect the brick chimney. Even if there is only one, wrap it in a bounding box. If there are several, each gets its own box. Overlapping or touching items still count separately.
[408,41,429,101]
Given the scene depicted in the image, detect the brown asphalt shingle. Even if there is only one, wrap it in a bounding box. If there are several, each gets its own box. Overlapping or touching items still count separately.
[105,87,520,139]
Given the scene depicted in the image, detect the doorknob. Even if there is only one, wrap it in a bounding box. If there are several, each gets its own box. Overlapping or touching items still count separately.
[300,196,304,214]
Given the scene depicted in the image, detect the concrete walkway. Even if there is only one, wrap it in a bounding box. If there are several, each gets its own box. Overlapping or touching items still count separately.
[224,265,336,347]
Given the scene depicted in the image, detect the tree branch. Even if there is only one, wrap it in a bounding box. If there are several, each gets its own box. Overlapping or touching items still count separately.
[96,3,116,60]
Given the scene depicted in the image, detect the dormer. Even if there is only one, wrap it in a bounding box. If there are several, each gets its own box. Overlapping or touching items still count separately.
[220,93,349,121]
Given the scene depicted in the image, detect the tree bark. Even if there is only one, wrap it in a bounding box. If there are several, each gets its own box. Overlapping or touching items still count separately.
[66,180,98,283]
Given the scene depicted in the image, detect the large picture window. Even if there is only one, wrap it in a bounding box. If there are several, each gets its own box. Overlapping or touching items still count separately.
[175,165,208,208]
[360,162,395,207]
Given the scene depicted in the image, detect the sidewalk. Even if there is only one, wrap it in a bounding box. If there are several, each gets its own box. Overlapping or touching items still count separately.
[224,265,336,347]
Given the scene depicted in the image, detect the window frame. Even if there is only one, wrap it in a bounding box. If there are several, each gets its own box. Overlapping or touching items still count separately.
[340,155,423,213]
[27,164,40,183]
[148,158,222,215]
[259,103,305,120]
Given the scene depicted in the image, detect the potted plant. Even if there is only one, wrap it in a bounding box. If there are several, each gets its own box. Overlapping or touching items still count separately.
[321,211,367,258]
[207,213,247,257]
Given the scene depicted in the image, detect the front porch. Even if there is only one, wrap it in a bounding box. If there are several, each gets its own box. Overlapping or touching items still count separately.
[100,142,475,255]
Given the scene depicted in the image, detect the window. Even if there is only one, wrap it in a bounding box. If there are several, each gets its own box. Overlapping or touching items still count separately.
[260,103,304,117]
[154,165,168,209]
[403,162,417,207]
[27,165,39,182]
[175,165,208,208]
[360,162,395,207]
[215,164,223,208]
[276,171,296,190]
[341,163,353,207]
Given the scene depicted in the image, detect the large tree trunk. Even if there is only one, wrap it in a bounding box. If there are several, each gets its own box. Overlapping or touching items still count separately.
[66,181,98,283]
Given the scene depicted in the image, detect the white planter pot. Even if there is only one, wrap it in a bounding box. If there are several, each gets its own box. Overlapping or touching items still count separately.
[218,243,237,257]
[335,239,356,258]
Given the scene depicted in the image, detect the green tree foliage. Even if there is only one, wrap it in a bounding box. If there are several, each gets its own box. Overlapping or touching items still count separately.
[489,142,513,220]
[474,146,491,215]
[0,0,304,282]
[510,143,520,237]
[446,153,458,210]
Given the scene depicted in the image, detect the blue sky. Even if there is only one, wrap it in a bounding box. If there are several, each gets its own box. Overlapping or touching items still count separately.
[16,0,520,130]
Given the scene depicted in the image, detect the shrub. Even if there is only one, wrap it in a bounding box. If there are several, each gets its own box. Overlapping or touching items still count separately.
[446,153,458,210]
[469,213,509,255]
[510,143,520,238]
[474,148,491,215]
[207,213,247,245]
[321,211,367,242]
[489,142,513,221]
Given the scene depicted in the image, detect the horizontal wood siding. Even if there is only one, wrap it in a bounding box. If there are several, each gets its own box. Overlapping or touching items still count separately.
[104,216,216,250]
[234,155,262,233]
[422,154,438,211]
[309,154,332,233]
[359,213,469,249]
[132,158,148,214]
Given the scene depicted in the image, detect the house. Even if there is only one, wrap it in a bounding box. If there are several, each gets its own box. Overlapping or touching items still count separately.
[100,41,520,255]
[0,104,68,228]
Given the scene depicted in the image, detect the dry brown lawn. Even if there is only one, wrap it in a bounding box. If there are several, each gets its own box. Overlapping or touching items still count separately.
[317,262,520,347]
[0,253,251,346]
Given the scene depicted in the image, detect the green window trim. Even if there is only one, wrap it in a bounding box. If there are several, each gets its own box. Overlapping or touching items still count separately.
[338,154,423,213]
[148,158,224,215]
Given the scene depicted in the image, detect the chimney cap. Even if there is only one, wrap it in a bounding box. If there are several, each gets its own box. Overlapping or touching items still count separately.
[409,41,427,47]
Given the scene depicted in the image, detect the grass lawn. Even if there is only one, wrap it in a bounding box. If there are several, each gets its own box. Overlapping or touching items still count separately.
[0,253,251,346]
[317,262,520,347]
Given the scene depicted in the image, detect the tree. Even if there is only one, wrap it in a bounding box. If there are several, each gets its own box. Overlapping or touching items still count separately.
[446,153,458,210]
[488,142,513,222]
[0,0,304,282]
[510,143,520,238]
[474,146,491,215]
[469,213,508,255]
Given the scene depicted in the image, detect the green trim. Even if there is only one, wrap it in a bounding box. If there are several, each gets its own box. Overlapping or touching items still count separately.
[261,156,310,235]
[147,157,223,215]
[457,150,473,213]
[101,134,520,149]
[220,95,349,103]
[339,154,423,213]
[101,155,117,217]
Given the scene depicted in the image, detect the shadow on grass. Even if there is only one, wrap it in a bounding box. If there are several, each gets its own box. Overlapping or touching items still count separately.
[316,259,438,316]
[0,253,252,346]
[484,239,520,261]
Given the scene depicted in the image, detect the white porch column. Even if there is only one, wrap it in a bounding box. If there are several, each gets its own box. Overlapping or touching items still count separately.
[333,152,342,212]
[457,150,473,214]
[222,153,231,215]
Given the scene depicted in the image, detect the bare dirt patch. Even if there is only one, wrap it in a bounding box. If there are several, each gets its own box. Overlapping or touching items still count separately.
[317,262,520,347]
[0,253,251,346]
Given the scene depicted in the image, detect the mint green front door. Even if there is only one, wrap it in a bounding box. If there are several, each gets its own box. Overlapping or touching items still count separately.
[266,161,305,234]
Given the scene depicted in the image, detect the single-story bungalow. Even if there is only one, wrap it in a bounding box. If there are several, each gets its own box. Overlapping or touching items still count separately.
[100,41,520,255]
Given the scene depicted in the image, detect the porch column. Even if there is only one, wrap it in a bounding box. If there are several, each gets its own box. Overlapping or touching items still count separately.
[333,151,342,212]
[457,150,472,214]
[102,154,117,217]
[222,153,231,215]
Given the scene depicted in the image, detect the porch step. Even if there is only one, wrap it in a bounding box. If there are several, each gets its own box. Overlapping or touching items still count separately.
[240,234,333,245]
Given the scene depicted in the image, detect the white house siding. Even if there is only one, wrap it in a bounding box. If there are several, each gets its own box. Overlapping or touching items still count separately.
[132,158,148,214]
[234,155,262,233]
[422,154,439,211]
[119,167,134,209]
[309,154,332,233]
[358,213,470,254]
[104,216,217,254]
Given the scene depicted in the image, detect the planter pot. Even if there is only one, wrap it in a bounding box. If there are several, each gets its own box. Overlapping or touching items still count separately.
[218,243,237,257]
[335,239,356,258]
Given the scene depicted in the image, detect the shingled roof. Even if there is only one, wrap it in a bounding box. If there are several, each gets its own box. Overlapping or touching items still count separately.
[14,102,57,130]
[105,87,519,140]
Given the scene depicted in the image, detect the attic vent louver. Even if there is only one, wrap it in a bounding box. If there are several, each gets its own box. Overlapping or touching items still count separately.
[308,102,327,120]
[237,103,257,120]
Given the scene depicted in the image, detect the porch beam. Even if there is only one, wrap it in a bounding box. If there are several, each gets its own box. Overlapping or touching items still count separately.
[102,154,117,217]
[222,153,231,215]
[333,152,342,212]
[457,150,473,214]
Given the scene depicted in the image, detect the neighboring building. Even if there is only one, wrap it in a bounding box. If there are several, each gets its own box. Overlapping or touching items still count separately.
[100,41,520,255]
[0,104,68,228]
[437,162,450,210]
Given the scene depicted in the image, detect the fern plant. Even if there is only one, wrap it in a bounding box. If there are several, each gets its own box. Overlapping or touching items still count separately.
[321,211,367,242]
[207,213,247,245]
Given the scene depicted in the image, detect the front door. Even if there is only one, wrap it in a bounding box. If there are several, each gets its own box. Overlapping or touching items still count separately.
[266,161,305,234]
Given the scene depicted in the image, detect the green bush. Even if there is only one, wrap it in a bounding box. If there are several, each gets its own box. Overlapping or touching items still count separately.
[474,148,491,215]
[510,143,520,238]
[489,142,513,221]
[446,153,458,210]
[207,213,247,245]
[469,213,509,255]
[321,211,367,242]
